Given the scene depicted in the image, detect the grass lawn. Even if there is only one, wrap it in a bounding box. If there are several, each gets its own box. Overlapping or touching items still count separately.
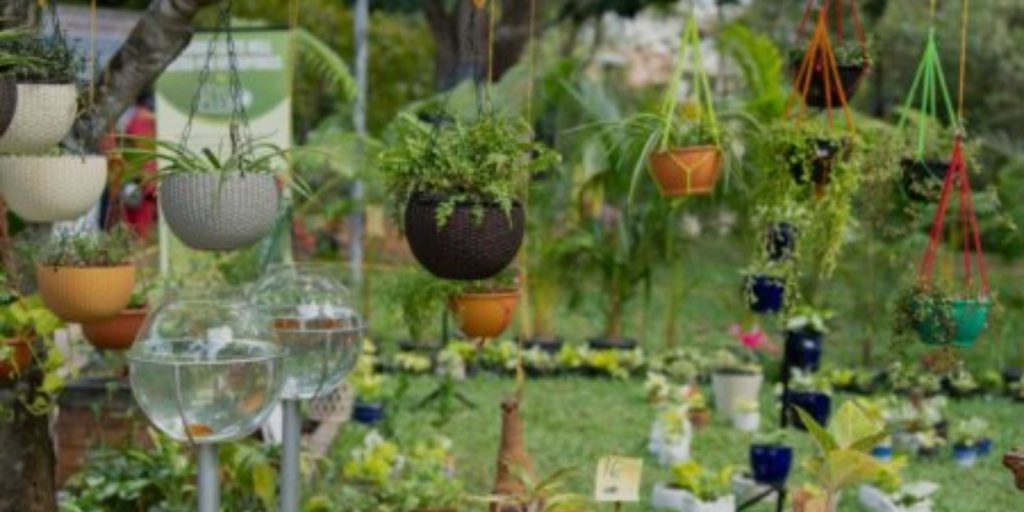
[328,375,1022,512]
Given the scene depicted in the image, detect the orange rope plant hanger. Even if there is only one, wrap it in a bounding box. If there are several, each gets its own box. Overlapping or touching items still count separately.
[789,0,870,112]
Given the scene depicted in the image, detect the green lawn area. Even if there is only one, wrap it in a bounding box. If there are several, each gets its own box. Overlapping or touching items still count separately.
[328,375,1022,512]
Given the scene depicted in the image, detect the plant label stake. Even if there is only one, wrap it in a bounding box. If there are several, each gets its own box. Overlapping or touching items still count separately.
[595,456,642,504]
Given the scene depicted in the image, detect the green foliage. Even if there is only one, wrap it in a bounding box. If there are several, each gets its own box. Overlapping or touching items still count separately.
[0,29,78,83]
[717,22,786,122]
[384,269,451,342]
[668,461,735,501]
[380,112,558,228]
[892,282,956,347]
[292,28,357,102]
[121,137,292,178]
[36,227,135,268]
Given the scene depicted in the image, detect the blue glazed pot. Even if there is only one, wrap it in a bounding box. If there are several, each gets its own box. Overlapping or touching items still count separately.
[750,444,793,485]
[871,444,894,461]
[352,401,385,425]
[953,443,978,467]
[784,329,824,371]
[765,222,797,261]
[786,391,831,431]
[977,437,993,456]
[747,275,785,314]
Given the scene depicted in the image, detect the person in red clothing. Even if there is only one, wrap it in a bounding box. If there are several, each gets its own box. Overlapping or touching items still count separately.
[117,93,159,238]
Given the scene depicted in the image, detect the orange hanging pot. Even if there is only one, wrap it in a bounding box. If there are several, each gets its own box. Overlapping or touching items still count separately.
[449,289,520,339]
[36,264,136,323]
[648,146,722,197]
[0,338,32,379]
[81,307,148,351]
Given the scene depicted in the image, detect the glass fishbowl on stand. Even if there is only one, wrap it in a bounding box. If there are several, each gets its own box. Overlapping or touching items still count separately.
[251,263,365,512]
[127,299,285,512]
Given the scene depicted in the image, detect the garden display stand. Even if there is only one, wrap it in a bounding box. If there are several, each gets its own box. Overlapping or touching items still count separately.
[417,306,476,411]
[791,0,869,110]
[645,13,723,198]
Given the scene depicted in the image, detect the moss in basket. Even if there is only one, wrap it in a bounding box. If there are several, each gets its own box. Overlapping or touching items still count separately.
[379,112,559,228]
[35,226,135,268]
[0,29,78,84]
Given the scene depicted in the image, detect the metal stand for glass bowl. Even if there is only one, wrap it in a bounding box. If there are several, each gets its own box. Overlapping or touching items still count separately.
[197,444,220,512]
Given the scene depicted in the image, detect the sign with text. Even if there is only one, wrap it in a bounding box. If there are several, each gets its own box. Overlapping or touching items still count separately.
[594,456,642,502]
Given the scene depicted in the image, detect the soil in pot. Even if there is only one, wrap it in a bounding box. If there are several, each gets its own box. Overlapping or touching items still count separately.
[647,145,723,197]
[36,264,136,323]
[404,193,524,281]
[784,328,824,372]
[745,275,785,315]
[750,444,793,485]
[901,158,948,202]
[0,338,31,379]
[765,222,797,261]
[586,337,639,351]
[450,290,520,339]
[81,308,148,351]
[791,58,866,109]
[785,391,832,431]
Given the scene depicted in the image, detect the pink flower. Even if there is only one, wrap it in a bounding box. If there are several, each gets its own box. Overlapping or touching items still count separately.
[730,323,766,349]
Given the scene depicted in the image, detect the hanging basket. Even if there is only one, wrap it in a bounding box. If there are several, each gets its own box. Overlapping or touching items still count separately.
[36,264,136,323]
[900,159,947,202]
[789,138,844,187]
[449,289,520,339]
[404,192,524,281]
[914,298,990,348]
[791,59,866,109]
[0,155,107,222]
[81,308,147,351]
[0,83,77,154]
[648,146,722,197]
[160,172,279,251]
[0,338,31,379]
[745,274,785,315]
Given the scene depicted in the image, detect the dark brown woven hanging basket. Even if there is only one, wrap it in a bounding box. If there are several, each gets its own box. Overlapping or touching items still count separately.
[404,192,525,281]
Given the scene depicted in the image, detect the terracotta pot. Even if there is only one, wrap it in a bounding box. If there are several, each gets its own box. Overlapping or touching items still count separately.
[0,338,31,379]
[689,407,713,429]
[36,264,136,323]
[647,145,722,197]
[450,290,520,339]
[81,308,148,351]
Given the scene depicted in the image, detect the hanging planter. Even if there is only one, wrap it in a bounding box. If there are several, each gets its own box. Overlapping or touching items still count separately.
[765,222,797,261]
[404,193,525,280]
[791,58,867,110]
[788,138,845,187]
[745,274,786,315]
[449,286,520,340]
[900,159,947,202]
[648,146,723,197]
[0,155,107,222]
[0,31,79,153]
[81,307,147,351]
[790,0,871,110]
[906,293,989,348]
[160,171,280,251]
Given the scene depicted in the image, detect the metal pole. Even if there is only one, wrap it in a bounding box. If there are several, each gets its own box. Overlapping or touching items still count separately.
[197,443,220,512]
[280,398,302,512]
[348,0,369,285]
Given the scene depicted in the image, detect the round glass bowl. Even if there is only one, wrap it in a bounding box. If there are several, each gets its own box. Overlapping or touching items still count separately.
[128,299,284,444]
[251,263,365,400]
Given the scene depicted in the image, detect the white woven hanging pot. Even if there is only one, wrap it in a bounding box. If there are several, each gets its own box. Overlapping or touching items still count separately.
[0,83,78,154]
[160,172,279,251]
[0,155,106,222]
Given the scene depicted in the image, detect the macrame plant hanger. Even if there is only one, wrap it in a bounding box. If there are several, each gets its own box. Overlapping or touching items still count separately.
[917,0,989,347]
[785,0,863,130]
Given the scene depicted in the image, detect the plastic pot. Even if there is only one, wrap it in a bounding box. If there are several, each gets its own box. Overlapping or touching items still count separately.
[520,336,564,354]
[0,83,77,153]
[449,290,520,339]
[0,155,107,222]
[81,308,148,351]
[791,58,866,108]
[765,222,797,261]
[784,328,824,371]
[785,390,831,431]
[711,370,763,418]
[352,401,385,425]
[789,138,842,187]
[749,444,793,485]
[36,264,136,323]
[403,193,524,280]
[746,274,785,314]
[901,158,948,202]
[914,298,989,347]
[732,411,760,432]
[160,172,280,251]
[689,407,713,429]
[586,337,638,351]
[977,437,993,456]
[952,443,978,467]
[648,145,723,197]
[0,338,32,379]
[871,444,894,461]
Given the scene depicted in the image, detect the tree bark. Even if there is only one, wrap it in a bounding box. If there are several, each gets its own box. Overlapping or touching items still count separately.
[72,0,222,151]
[0,366,56,512]
[424,0,534,91]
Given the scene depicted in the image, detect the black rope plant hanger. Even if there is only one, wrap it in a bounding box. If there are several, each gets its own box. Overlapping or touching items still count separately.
[152,0,285,253]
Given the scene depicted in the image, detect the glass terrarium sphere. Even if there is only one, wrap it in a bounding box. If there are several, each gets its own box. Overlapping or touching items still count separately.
[127,299,284,444]
[250,263,365,400]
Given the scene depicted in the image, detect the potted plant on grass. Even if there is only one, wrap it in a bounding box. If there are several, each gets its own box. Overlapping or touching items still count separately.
[784,305,832,372]
[34,227,136,323]
[380,112,557,281]
[858,457,938,512]
[749,430,793,486]
[731,399,760,433]
[710,347,764,420]
[785,368,833,430]
[950,417,989,467]
[652,461,736,512]
[0,29,79,153]
[449,270,521,340]
[651,405,694,466]
[350,370,390,426]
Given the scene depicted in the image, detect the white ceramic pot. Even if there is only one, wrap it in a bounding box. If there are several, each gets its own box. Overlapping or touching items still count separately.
[649,419,665,455]
[0,155,106,222]
[658,437,692,466]
[858,485,934,512]
[0,83,77,154]
[711,371,763,418]
[732,411,760,432]
[160,172,279,251]
[651,485,736,512]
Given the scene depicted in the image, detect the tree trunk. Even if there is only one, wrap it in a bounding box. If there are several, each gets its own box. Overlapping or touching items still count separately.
[424,0,534,91]
[0,366,56,512]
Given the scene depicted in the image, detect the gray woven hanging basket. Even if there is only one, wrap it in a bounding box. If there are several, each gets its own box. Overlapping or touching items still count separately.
[160,172,279,251]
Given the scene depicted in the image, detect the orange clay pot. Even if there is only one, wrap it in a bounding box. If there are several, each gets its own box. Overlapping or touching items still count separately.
[81,308,148,351]
[36,264,136,323]
[689,407,713,429]
[648,145,722,197]
[0,338,32,379]
[449,290,520,339]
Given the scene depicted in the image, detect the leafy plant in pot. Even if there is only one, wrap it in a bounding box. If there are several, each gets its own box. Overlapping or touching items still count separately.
[950,417,989,467]
[0,28,79,153]
[81,281,151,351]
[893,281,989,349]
[0,278,60,381]
[123,137,291,252]
[380,112,558,281]
[790,38,872,109]
[784,305,832,372]
[743,260,791,315]
[651,461,736,512]
[448,270,521,340]
[785,368,833,431]
[34,227,137,323]
[710,337,765,419]
[750,429,794,486]
[896,113,972,203]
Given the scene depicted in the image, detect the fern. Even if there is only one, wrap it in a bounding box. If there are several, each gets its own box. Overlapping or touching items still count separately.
[294,29,357,101]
